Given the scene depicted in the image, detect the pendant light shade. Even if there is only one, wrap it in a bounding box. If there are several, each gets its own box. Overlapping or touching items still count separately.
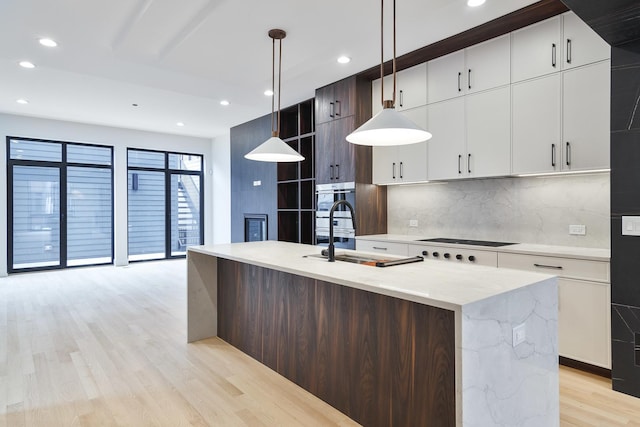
[347,0,432,146]
[346,107,432,145]
[245,135,305,162]
[245,29,304,162]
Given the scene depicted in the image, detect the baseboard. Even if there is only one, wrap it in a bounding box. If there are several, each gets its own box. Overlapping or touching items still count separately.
[559,356,611,378]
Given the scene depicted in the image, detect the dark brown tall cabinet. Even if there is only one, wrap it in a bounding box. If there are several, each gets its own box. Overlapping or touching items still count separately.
[315,75,388,236]
[277,99,316,244]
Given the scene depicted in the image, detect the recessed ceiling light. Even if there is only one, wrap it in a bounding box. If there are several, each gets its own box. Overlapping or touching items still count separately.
[19,61,35,69]
[16,99,29,104]
[467,0,486,7]
[264,89,274,96]
[39,38,58,47]
[220,100,230,106]
[176,122,185,127]
[337,56,351,64]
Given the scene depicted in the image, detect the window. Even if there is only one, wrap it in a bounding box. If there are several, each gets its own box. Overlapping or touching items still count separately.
[7,137,113,272]
[127,149,203,261]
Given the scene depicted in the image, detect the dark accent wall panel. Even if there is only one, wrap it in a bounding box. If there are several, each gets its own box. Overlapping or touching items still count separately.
[609,40,640,398]
[217,259,456,427]
[230,114,277,243]
[560,0,640,47]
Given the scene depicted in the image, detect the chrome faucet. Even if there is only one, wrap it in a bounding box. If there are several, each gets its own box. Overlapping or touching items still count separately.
[327,199,356,262]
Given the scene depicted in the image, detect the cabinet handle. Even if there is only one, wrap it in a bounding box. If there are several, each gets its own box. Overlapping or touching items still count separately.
[330,165,334,180]
[551,143,556,167]
[552,43,557,68]
[399,90,404,107]
[468,153,471,174]
[392,162,396,179]
[400,161,404,179]
[567,39,572,64]
[566,142,571,166]
[458,72,462,92]
[335,100,341,117]
[458,154,462,174]
[534,263,563,270]
[468,69,471,90]
[335,164,340,180]
[373,246,388,251]
[329,102,335,118]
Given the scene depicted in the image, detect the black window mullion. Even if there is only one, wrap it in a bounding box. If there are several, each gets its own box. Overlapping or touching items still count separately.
[60,144,68,268]
[165,153,171,259]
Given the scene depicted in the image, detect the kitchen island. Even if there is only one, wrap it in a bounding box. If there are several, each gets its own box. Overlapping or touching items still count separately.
[187,241,558,427]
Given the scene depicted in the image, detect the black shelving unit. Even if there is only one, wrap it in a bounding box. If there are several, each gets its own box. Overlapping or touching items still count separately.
[277,99,315,244]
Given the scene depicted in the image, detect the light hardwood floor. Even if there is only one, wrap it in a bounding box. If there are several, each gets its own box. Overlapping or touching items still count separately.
[1,260,638,426]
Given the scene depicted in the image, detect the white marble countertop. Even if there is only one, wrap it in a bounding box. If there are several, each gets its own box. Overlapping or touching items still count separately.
[356,234,610,261]
[189,241,555,311]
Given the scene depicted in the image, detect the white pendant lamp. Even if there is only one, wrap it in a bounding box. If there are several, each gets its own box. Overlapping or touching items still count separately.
[346,0,432,146]
[245,29,304,162]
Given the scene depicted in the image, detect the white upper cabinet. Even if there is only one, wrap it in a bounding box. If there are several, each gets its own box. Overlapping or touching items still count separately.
[372,63,427,115]
[512,74,562,175]
[465,86,511,178]
[511,16,562,83]
[562,60,611,172]
[427,50,466,104]
[561,12,610,70]
[372,106,428,185]
[427,97,466,180]
[465,34,511,94]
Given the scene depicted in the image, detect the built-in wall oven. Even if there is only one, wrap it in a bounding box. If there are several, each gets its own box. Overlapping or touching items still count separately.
[316,182,356,249]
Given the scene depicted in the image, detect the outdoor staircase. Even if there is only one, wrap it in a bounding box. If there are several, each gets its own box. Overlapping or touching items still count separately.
[177,182,199,248]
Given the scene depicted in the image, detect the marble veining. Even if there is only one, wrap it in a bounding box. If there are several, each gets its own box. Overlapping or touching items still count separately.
[461,279,559,426]
[387,174,610,248]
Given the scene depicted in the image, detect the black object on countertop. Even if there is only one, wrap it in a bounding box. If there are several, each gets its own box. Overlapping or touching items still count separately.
[417,238,517,247]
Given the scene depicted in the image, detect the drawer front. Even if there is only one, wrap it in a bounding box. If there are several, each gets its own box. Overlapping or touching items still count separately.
[498,252,609,282]
[409,244,498,267]
[356,240,409,256]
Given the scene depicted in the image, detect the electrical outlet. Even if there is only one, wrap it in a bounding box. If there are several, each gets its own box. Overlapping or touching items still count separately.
[409,219,419,227]
[569,224,586,235]
[512,323,526,347]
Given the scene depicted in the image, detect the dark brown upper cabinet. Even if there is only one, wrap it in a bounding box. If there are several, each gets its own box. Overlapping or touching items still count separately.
[315,76,357,125]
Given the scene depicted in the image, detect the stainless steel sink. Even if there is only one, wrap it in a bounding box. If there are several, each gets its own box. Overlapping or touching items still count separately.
[304,252,424,267]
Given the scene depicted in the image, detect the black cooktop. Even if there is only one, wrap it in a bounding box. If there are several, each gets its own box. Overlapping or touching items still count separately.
[417,238,517,247]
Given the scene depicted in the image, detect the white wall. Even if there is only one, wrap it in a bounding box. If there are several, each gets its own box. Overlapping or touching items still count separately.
[387,173,610,248]
[0,113,216,276]
[211,133,231,244]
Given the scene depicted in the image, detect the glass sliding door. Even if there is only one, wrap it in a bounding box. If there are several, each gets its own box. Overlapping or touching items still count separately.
[127,149,203,261]
[7,137,114,273]
[11,166,61,269]
[127,170,166,261]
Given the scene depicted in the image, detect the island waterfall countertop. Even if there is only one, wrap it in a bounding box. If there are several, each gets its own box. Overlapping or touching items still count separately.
[188,240,555,311]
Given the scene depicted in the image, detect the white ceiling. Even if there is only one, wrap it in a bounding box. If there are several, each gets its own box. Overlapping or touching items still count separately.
[0,0,538,139]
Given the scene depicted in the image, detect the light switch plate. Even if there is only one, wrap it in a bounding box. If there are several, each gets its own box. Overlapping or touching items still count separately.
[512,323,526,347]
[569,224,586,235]
[253,180,262,187]
[409,219,419,227]
[622,216,640,236]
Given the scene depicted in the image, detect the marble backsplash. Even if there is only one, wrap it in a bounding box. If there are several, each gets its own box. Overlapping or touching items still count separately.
[387,173,610,248]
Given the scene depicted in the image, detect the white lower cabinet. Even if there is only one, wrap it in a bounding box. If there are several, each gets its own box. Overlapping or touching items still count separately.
[558,277,611,369]
[498,252,611,369]
[356,240,409,256]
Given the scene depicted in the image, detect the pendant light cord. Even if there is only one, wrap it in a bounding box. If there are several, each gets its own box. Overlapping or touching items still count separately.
[380,0,397,108]
[271,37,276,136]
[278,37,282,137]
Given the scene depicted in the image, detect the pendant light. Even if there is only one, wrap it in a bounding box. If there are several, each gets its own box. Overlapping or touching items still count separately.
[346,0,432,146]
[245,29,304,162]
